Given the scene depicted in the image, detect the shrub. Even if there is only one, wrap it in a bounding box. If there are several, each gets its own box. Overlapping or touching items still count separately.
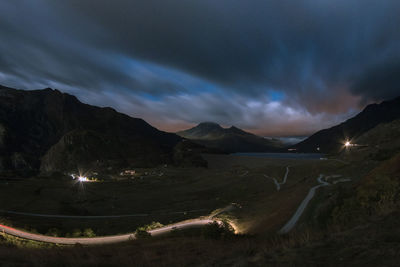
[46,228,61,237]
[144,221,164,231]
[135,229,151,239]
[71,229,82,237]
[83,228,96,238]
[201,221,234,240]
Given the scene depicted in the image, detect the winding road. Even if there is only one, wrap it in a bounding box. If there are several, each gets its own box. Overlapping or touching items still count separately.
[265,166,290,191]
[279,174,351,234]
[0,219,218,245]
[0,165,351,243]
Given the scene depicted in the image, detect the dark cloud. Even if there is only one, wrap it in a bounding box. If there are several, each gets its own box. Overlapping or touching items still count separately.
[351,60,400,102]
[47,0,400,98]
[0,0,399,135]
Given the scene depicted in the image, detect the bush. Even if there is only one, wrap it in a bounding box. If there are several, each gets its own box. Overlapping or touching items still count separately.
[135,229,151,239]
[134,221,164,239]
[71,229,82,237]
[46,228,61,237]
[201,221,234,240]
[144,221,164,231]
[83,228,96,238]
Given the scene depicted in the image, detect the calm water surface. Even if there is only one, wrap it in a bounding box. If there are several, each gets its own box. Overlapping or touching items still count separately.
[232,153,325,159]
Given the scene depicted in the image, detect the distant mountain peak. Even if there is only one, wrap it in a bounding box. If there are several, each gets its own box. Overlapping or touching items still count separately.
[227,125,251,136]
[197,122,222,128]
[177,122,283,152]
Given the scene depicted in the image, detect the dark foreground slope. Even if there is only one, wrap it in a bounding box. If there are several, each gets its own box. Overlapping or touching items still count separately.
[0,85,205,176]
[293,96,400,153]
[177,122,283,153]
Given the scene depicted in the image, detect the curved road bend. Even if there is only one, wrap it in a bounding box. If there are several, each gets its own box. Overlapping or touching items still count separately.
[264,166,290,191]
[279,174,351,234]
[279,174,329,234]
[0,219,216,245]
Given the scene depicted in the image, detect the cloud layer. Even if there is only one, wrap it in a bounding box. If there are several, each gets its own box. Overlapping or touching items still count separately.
[0,0,399,136]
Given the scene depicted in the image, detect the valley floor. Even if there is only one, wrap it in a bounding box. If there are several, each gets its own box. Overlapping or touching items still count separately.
[1,153,398,266]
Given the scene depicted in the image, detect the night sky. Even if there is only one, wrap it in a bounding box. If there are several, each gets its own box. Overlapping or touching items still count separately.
[1,0,400,136]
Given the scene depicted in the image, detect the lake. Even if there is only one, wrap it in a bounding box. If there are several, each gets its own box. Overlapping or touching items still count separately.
[232,153,325,159]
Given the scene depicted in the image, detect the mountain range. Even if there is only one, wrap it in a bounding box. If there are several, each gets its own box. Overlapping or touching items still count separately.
[177,122,283,153]
[2,84,400,176]
[0,85,206,176]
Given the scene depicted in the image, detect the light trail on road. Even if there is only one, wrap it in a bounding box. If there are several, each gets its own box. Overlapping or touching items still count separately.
[0,219,218,245]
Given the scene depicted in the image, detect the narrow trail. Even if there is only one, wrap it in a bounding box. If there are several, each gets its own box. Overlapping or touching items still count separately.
[264,166,290,191]
[279,174,351,234]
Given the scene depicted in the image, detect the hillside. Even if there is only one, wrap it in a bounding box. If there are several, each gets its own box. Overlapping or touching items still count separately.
[0,85,205,176]
[338,119,400,162]
[292,96,400,153]
[177,122,283,153]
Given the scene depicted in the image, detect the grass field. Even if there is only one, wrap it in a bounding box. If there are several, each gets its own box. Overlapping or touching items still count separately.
[0,154,369,237]
[1,153,396,266]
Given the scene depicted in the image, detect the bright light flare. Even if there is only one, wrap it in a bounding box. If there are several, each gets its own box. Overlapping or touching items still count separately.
[78,176,88,182]
[345,141,351,147]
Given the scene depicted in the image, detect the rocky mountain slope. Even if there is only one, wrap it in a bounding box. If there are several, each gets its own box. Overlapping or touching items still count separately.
[177,122,283,153]
[0,85,204,176]
[293,96,400,153]
[338,119,400,162]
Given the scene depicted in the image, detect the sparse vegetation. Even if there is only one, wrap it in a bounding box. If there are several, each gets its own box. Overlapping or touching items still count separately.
[134,229,151,239]
[201,221,235,240]
[0,232,56,249]
[83,228,96,238]
[135,221,164,239]
[328,154,400,230]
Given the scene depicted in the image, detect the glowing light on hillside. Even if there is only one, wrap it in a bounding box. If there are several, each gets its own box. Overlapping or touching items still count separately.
[345,141,351,147]
[78,176,88,182]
